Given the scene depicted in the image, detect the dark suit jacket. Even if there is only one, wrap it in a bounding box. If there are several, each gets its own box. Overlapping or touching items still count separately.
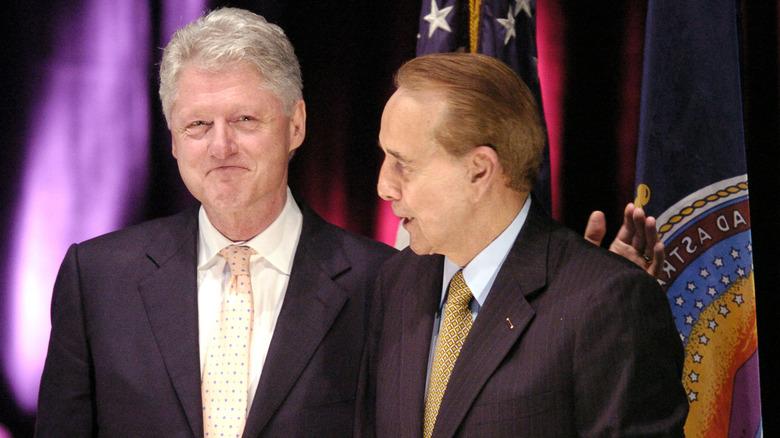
[36,198,396,437]
[357,200,688,437]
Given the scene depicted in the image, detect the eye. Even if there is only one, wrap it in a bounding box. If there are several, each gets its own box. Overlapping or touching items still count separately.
[233,115,260,129]
[395,160,412,176]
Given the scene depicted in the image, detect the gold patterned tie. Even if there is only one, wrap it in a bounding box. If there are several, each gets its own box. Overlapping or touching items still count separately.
[202,245,256,438]
[423,270,473,438]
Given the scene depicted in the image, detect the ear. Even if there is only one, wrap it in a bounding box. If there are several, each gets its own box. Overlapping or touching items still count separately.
[465,145,500,201]
[288,99,306,153]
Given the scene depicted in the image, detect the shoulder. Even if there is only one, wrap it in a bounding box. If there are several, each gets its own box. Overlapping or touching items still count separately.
[378,247,436,276]
[537,222,673,335]
[534,212,652,283]
[375,248,442,302]
[72,208,197,260]
[512,206,665,311]
[298,201,397,267]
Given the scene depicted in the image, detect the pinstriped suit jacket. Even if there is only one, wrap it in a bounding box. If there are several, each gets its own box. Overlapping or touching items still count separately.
[358,200,688,437]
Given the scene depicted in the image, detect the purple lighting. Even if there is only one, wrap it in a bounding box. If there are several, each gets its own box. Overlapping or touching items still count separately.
[163,0,208,40]
[6,0,152,412]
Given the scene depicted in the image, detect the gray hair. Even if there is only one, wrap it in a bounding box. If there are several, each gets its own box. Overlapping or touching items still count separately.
[159,7,303,124]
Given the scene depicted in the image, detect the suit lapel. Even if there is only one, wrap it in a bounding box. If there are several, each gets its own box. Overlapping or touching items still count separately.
[398,255,443,435]
[137,209,203,438]
[242,204,352,437]
[432,202,551,438]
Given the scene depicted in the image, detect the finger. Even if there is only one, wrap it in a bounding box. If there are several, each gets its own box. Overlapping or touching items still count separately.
[615,203,636,243]
[631,206,648,253]
[646,240,665,278]
[644,216,659,249]
[584,211,607,246]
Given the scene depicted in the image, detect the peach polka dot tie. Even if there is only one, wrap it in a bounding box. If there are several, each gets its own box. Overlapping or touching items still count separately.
[423,270,473,438]
[202,245,256,438]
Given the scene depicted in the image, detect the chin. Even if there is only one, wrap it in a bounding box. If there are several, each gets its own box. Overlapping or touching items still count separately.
[407,240,433,256]
[202,197,250,215]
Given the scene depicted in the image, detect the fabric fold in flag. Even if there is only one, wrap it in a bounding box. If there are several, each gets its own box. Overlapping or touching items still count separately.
[634,0,762,436]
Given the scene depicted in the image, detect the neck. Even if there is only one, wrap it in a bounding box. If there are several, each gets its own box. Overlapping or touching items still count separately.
[449,190,528,267]
[205,193,288,242]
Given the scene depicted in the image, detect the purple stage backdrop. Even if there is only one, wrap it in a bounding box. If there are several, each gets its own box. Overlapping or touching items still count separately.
[0,1,777,436]
[5,0,206,414]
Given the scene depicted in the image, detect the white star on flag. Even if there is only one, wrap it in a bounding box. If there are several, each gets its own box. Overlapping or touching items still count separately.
[515,0,532,18]
[424,0,454,38]
[497,6,517,45]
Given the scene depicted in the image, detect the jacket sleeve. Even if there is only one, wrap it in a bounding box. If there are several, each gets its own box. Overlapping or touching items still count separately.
[353,265,387,438]
[573,269,689,437]
[35,243,97,437]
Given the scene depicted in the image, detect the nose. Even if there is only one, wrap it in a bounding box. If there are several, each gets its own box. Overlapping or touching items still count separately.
[207,120,238,160]
[377,159,400,201]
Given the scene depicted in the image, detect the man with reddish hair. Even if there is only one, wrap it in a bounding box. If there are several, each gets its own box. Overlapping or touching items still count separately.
[358,53,687,437]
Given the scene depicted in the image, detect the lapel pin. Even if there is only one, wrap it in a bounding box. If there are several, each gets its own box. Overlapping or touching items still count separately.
[505,318,514,329]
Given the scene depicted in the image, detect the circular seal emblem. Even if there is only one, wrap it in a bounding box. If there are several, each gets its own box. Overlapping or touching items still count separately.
[650,175,760,437]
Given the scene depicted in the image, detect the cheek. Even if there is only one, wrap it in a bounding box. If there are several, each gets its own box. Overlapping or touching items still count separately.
[251,143,287,171]
[419,184,465,224]
[172,142,208,179]
[406,185,442,218]
[172,136,199,160]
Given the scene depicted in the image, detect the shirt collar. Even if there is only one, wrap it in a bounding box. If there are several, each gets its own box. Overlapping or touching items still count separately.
[198,187,303,275]
[442,195,531,308]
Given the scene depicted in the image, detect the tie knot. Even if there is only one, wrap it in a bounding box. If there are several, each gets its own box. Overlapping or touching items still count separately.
[219,245,256,276]
[448,270,472,308]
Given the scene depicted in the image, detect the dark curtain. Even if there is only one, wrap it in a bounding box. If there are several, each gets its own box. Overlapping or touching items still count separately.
[1,1,777,436]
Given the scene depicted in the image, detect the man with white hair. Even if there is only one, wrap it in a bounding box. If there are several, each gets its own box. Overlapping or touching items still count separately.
[36,8,395,437]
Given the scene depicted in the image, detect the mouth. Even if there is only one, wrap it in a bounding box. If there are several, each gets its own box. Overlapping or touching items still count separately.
[392,206,413,227]
[208,165,247,176]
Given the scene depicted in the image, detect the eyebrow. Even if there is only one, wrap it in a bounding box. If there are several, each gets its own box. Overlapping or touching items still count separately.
[377,139,411,163]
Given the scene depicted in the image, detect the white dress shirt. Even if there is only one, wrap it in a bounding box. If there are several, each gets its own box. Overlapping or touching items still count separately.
[197,188,303,412]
